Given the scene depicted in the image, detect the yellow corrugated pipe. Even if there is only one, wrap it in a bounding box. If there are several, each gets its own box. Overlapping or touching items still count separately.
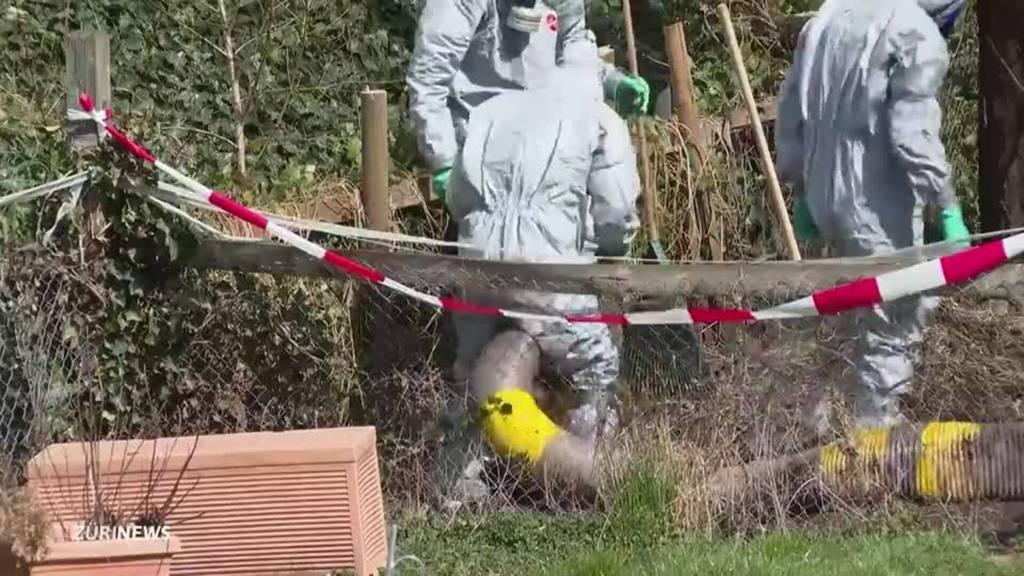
[479,388,562,466]
[470,330,601,491]
[820,422,993,501]
[712,421,1024,504]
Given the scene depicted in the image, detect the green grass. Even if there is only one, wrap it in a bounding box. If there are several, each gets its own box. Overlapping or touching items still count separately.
[544,532,1022,576]
[395,515,1023,576]
[393,462,1024,575]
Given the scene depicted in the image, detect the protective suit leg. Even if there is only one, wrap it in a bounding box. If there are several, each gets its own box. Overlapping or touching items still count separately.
[837,207,936,429]
[441,290,621,503]
[515,293,621,442]
[438,304,501,508]
[436,396,492,508]
[849,295,938,429]
[560,322,620,443]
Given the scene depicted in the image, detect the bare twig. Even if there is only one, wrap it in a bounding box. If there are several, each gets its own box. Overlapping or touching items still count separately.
[218,0,248,179]
[176,124,239,149]
[986,36,1024,94]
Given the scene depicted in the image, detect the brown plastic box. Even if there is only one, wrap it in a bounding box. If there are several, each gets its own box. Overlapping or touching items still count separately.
[27,428,387,576]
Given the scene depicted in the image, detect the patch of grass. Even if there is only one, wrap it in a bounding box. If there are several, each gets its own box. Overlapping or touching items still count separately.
[391,457,1015,573]
[395,459,1024,575]
[396,512,604,575]
[542,531,1024,576]
[397,514,1024,576]
[604,449,680,548]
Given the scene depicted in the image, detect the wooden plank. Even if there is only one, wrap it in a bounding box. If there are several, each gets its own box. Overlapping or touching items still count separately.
[779,12,815,44]
[979,0,1024,232]
[209,179,426,235]
[183,240,1024,304]
[395,173,435,209]
[728,96,778,130]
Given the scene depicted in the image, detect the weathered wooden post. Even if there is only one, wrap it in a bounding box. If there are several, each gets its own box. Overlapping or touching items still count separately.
[664,20,724,261]
[66,31,111,151]
[664,22,702,150]
[66,30,110,244]
[352,88,430,398]
[360,89,392,231]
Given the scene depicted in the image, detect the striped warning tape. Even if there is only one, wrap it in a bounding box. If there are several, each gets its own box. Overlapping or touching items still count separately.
[72,93,1024,326]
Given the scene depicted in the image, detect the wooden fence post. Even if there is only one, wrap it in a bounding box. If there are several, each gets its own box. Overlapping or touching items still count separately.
[66,31,111,245]
[664,22,702,150]
[360,89,391,232]
[354,88,422,383]
[66,31,111,151]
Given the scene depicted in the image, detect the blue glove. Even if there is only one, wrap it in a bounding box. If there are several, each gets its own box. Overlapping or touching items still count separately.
[793,196,819,242]
[432,167,452,204]
[940,204,970,244]
[614,74,651,115]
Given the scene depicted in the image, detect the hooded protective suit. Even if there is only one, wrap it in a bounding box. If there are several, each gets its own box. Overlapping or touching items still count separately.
[449,70,639,437]
[776,0,965,427]
[435,72,639,506]
[407,0,629,174]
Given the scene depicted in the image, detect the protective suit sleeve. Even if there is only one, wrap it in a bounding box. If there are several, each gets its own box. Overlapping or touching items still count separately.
[775,23,808,195]
[600,64,630,105]
[556,1,613,101]
[554,1,634,107]
[886,11,956,208]
[407,0,486,172]
[588,107,641,257]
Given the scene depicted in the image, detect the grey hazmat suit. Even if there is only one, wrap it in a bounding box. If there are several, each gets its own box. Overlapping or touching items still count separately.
[407,0,624,174]
[448,72,640,441]
[776,0,966,427]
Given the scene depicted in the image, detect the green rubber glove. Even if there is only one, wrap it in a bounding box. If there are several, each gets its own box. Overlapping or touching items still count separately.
[614,74,651,115]
[793,196,820,241]
[940,204,970,244]
[432,167,452,204]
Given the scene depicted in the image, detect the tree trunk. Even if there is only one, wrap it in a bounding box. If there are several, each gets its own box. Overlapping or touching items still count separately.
[979,0,1024,232]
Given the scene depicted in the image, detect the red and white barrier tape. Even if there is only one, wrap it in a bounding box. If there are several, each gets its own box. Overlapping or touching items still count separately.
[73,93,1024,326]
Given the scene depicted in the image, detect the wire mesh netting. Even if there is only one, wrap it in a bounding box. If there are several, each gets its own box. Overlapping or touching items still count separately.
[0,206,724,510]
[0,251,101,484]
[5,186,1024,516]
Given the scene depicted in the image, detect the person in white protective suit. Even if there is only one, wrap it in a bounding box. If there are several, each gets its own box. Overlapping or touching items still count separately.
[437,71,640,503]
[407,0,650,202]
[776,0,970,429]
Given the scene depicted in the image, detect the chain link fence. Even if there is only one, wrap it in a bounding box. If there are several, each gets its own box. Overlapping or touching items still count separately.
[0,250,101,485]
[0,220,718,509]
[5,190,1024,515]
